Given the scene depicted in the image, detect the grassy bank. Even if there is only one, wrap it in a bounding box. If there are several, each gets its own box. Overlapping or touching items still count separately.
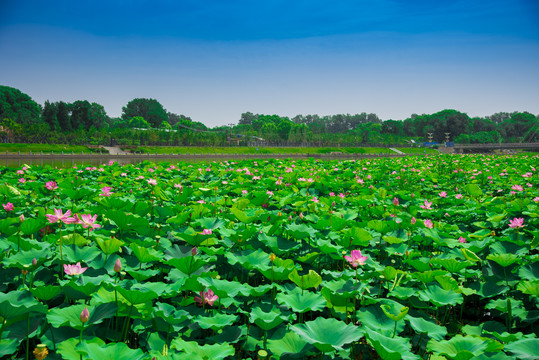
[125,146,417,155]
[0,144,103,154]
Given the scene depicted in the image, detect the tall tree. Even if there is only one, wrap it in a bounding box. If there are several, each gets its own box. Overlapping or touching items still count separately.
[42,100,60,131]
[0,85,41,125]
[122,98,167,128]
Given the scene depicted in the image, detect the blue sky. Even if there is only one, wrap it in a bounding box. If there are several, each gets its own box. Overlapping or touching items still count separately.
[1,0,538,127]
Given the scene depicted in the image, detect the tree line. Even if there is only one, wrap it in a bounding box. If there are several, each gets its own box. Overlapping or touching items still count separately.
[0,85,537,147]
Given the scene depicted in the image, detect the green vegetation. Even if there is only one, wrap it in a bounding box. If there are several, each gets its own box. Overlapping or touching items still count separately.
[1,85,538,148]
[0,143,103,154]
[0,154,537,359]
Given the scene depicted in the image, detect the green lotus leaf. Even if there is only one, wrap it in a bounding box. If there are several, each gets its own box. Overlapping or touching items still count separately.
[61,233,89,246]
[116,286,159,305]
[267,327,313,359]
[288,269,322,290]
[0,217,19,236]
[516,280,539,296]
[0,290,47,320]
[198,277,252,298]
[47,303,117,330]
[153,302,191,324]
[63,280,100,299]
[95,237,124,255]
[196,313,238,331]
[230,207,256,223]
[171,338,235,360]
[406,258,432,272]
[357,305,406,336]
[434,258,473,273]
[365,327,419,360]
[76,340,145,360]
[435,275,460,292]
[226,249,271,271]
[518,264,539,281]
[0,338,19,357]
[127,268,160,281]
[290,317,363,353]
[412,270,448,284]
[57,337,106,360]
[166,256,207,276]
[427,335,493,360]
[418,285,463,307]
[3,247,49,269]
[129,243,161,263]
[461,248,481,263]
[504,338,539,359]
[276,288,326,313]
[30,285,62,301]
[389,286,416,300]
[321,287,355,314]
[20,217,47,236]
[469,281,509,298]
[487,253,519,268]
[465,183,483,197]
[343,226,373,247]
[193,216,225,230]
[166,212,191,226]
[486,298,528,320]
[407,315,447,341]
[381,304,409,322]
[62,245,101,263]
[250,304,289,331]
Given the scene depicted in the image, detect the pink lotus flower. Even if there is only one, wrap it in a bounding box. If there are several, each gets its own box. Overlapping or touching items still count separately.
[45,181,58,190]
[329,192,335,197]
[79,214,101,231]
[3,202,14,212]
[312,196,319,203]
[424,219,434,228]
[344,249,368,268]
[194,289,219,306]
[46,209,77,224]
[64,262,87,275]
[100,187,113,197]
[420,200,432,210]
[411,217,416,225]
[393,197,399,206]
[201,229,212,235]
[439,191,447,198]
[147,179,157,185]
[511,185,523,192]
[338,193,345,199]
[80,307,90,323]
[455,194,463,199]
[458,236,466,243]
[509,217,524,229]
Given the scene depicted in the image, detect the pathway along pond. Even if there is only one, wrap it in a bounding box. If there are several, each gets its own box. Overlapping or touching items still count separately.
[0,152,409,168]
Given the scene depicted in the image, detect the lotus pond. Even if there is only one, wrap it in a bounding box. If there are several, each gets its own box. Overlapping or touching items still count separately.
[0,154,538,359]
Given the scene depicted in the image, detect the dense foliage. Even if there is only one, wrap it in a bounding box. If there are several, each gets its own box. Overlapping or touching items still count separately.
[0,85,538,146]
[0,154,537,359]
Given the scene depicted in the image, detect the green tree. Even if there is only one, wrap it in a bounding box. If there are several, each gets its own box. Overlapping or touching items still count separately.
[57,101,71,132]
[128,116,150,128]
[0,86,42,125]
[42,100,60,131]
[122,98,167,128]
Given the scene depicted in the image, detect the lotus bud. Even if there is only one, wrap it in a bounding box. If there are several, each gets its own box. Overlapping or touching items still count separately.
[299,212,304,220]
[191,246,198,256]
[269,253,276,262]
[80,307,90,323]
[114,258,122,273]
[32,257,37,266]
[19,214,25,222]
[33,344,49,360]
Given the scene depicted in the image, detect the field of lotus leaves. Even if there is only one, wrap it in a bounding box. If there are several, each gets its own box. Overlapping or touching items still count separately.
[0,154,538,359]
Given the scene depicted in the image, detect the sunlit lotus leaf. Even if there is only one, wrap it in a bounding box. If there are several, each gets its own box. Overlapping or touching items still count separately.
[61,233,89,246]
[289,269,322,290]
[368,220,388,233]
[48,303,117,330]
[76,340,145,360]
[95,237,124,255]
[418,285,463,307]
[0,184,20,196]
[465,184,483,197]
[516,280,539,296]
[171,338,235,360]
[153,186,170,201]
[504,338,539,359]
[412,270,447,284]
[198,277,251,298]
[518,263,539,281]
[3,247,49,269]
[435,275,460,292]
[63,245,101,263]
[381,304,409,322]
[434,258,473,273]
[250,304,290,331]
[153,302,191,325]
[258,233,300,255]
[129,243,161,263]
[266,327,313,359]
[276,287,326,313]
[290,317,363,353]
[487,253,519,268]
[343,227,372,247]
[230,207,256,223]
[63,281,100,299]
[30,285,62,301]
[193,217,225,230]
[486,298,528,320]
[166,256,207,276]
[20,217,47,236]
[127,268,160,281]
[406,258,432,272]
[389,286,416,300]
[407,314,447,341]
[98,198,132,210]
[196,313,238,331]
[330,215,349,231]
[57,337,106,360]
[116,285,159,305]
[357,304,406,336]
[259,258,297,282]
[427,335,494,360]
[365,327,419,360]
[250,284,273,297]
[226,249,271,271]
[0,217,20,236]
[286,223,317,238]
